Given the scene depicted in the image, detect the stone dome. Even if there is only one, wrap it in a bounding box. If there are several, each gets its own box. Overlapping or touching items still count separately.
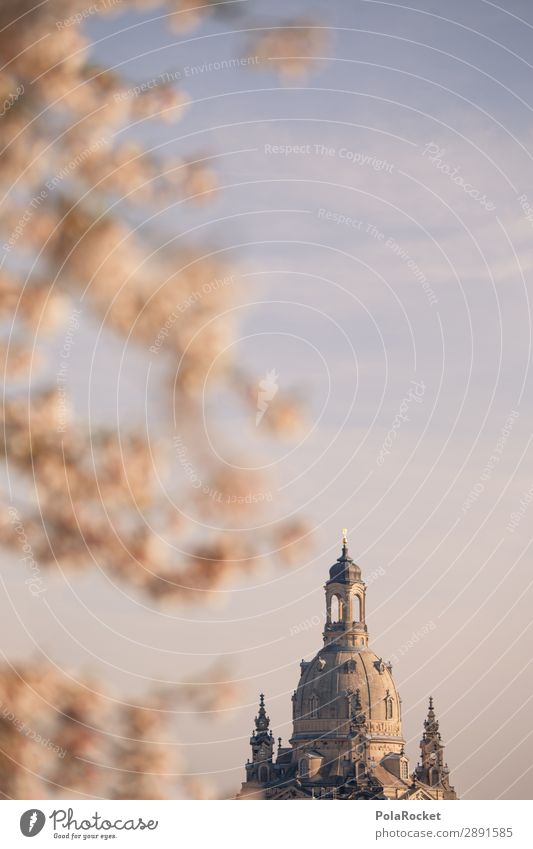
[293,643,402,738]
[238,535,457,801]
[288,535,406,769]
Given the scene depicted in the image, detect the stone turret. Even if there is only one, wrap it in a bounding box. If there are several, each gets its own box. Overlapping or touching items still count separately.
[412,697,456,799]
[244,694,275,786]
[324,529,367,648]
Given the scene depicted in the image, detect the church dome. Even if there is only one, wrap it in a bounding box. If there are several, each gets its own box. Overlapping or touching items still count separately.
[289,532,404,750]
[238,532,457,800]
[293,643,401,735]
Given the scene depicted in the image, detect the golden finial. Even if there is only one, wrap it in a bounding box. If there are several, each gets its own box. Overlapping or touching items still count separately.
[342,528,348,545]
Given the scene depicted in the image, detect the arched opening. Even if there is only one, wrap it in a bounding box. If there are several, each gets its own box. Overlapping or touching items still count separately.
[310,694,319,718]
[258,765,268,784]
[429,767,438,786]
[299,758,308,777]
[400,760,408,780]
[353,592,363,622]
[357,761,366,779]
[330,594,343,623]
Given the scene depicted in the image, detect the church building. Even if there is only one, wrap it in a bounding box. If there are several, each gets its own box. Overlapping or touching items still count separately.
[237,533,457,799]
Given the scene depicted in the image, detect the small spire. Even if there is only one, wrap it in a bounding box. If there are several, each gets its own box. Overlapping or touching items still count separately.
[424,696,439,736]
[414,696,455,794]
[254,692,270,732]
[341,528,349,559]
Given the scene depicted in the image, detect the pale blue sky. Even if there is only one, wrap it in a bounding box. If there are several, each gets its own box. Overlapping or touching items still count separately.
[3,0,533,799]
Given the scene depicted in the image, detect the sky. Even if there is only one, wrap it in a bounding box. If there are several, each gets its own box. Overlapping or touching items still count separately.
[2,0,533,799]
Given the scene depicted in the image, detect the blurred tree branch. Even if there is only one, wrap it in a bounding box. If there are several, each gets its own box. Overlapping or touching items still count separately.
[0,0,320,798]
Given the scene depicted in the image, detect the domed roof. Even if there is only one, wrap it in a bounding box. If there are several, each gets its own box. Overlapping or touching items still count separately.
[294,643,401,733]
[327,542,362,584]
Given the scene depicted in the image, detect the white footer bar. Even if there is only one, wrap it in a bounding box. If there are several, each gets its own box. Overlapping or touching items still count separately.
[1,799,530,848]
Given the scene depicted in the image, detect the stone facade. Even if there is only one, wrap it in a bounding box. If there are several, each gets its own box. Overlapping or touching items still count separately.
[237,534,457,800]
